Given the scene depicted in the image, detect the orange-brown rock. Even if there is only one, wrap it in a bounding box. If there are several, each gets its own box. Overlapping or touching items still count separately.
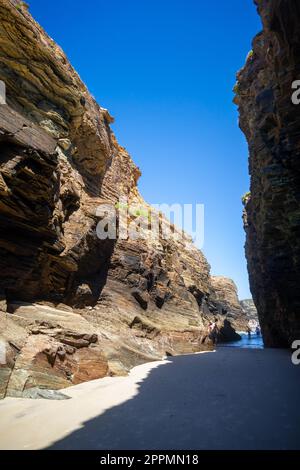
[0,0,247,397]
[0,303,109,398]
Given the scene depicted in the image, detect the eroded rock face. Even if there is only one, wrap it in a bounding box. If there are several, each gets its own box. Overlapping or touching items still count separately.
[0,303,109,398]
[0,0,247,397]
[235,0,300,347]
[240,299,259,326]
[211,277,243,317]
[209,276,245,340]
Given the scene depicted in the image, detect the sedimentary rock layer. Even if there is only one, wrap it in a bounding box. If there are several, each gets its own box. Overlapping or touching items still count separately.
[0,0,246,397]
[235,0,300,346]
[210,276,247,335]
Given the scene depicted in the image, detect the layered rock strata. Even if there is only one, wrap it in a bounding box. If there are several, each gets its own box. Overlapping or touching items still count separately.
[235,0,300,347]
[0,0,246,397]
[210,276,246,339]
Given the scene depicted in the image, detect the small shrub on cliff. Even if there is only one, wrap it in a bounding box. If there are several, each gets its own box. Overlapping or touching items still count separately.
[16,2,29,11]
[233,81,240,95]
[115,202,151,221]
[115,202,128,211]
[241,191,251,206]
[246,50,254,61]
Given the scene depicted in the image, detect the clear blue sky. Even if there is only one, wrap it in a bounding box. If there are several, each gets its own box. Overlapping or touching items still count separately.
[28,0,261,299]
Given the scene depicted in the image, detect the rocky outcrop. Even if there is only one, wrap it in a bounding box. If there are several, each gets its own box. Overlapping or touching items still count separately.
[0,303,109,399]
[211,277,245,323]
[209,276,245,341]
[0,0,247,397]
[235,0,300,347]
[240,299,259,326]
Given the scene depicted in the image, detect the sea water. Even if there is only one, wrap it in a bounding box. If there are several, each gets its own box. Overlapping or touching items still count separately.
[219,333,264,349]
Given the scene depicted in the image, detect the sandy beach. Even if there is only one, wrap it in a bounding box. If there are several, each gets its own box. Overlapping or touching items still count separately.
[0,348,300,450]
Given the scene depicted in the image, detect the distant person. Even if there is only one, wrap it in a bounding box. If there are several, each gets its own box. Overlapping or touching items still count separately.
[256,326,261,336]
[210,319,219,346]
[202,320,218,345]
[247,326,251,339]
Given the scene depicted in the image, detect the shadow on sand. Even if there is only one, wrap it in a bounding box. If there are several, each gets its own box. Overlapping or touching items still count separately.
[46,348,300,450]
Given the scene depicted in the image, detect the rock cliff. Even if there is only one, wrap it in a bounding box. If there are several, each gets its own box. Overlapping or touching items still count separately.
[0,0,246,397]
[240,299,259,326]
[210,276,246,339]
[235,0,300,346]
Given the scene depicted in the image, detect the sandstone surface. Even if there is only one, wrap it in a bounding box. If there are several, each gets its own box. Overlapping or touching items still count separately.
[0,0,247,397]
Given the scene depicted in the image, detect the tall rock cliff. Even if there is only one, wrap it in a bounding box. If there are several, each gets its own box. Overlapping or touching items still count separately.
[235,0,300,346]
[0,0,246,397]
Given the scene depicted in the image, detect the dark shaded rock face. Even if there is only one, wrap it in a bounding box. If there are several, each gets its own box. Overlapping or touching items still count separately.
[210,276,247,331]
[218,320,241,343]
[235,0,300,347]
[0,0,247,397]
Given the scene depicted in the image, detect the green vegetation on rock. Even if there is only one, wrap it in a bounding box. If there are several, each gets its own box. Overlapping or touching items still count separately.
[233,81,240,95]
[241,191,251,206]
[16,2,29,11]
[246,50,254,61]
